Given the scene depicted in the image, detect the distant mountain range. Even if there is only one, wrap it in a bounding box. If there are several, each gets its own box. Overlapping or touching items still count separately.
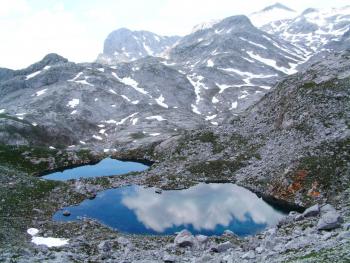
[0,3,349,151]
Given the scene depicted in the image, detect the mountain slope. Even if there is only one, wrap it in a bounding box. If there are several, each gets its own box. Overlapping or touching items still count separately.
[261,6,350,54]
[0,55,207,150]
[148,49,350,207]
[166,15,308,118]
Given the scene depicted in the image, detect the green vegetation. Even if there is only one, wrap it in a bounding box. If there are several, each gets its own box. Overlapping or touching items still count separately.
[300,81,316,89]
[195,131,225,154]
[0,144,55,174]
[0,113,32,125]
[0,144,94,175]
[76,148,94,160]
[287,243,350,263]
[0,177,61,217]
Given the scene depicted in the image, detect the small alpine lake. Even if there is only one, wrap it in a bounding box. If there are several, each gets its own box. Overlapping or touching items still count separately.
[42,158,150,181]
[54,183,290,236]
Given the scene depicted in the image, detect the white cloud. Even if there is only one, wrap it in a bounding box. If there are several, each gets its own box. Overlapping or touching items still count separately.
[0,0,348,69]
[0,0,31,17]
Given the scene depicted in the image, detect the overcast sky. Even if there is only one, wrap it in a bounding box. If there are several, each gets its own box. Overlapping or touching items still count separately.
[0,0,348,69]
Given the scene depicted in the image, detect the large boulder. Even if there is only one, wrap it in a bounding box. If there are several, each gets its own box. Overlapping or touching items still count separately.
[320,204,337,214]
[241,251,256,259]
[210,241,233,253]
[163,253,177,263]
[195,234,208,244]
[174,230,196,247]
[302,204,320,218]
[317,211,343,230]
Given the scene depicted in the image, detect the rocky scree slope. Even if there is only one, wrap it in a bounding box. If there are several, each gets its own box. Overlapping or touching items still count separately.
[143,50,350,207]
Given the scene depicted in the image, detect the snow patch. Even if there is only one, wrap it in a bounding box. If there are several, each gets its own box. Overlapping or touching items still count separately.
[109,89,117,95]
[32,237,69,248]
[105,113,139,126]
[74,80,94,86]
[246,51,297,74]
[205,114,217,121]
[27,228,68,247]
[35,89,48,97]
[68,72,94,86]
[132,118,138,125]
[143,42,154,55]
[26,70,41,80]
[68,72,83,82]
[230,101,238,110]
[146,116,166,121]
[155,94,168,108]
[207,59,214,67]
[93,135,103,140]
[191,104,201,115]
[187,75,208,105]
[239,37,267,49]
[112,73,149,95]
[27,228,39,236]
[121,95,131,102]
[67,99,79,108]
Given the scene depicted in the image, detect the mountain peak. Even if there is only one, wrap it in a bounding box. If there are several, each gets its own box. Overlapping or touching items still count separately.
[220,15,255,29]
[41,53,68,64]
[262,3,295,12]
[249,2,297,27]
[98,27,180,64]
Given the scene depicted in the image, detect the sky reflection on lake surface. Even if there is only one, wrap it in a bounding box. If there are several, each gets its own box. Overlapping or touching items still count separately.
[54,183,285,236]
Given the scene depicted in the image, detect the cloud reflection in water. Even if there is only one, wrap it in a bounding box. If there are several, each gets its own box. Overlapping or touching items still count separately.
[54,183,285,236]
[122,183,284,233]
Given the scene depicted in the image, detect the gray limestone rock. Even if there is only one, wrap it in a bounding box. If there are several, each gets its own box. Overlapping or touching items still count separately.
[317,212,343,231]
[174,230,196,247]
[302,204,320,218]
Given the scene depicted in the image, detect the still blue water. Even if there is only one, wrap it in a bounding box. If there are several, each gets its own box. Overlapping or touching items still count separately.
[54,183,286,236]
[43,158,149,181]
